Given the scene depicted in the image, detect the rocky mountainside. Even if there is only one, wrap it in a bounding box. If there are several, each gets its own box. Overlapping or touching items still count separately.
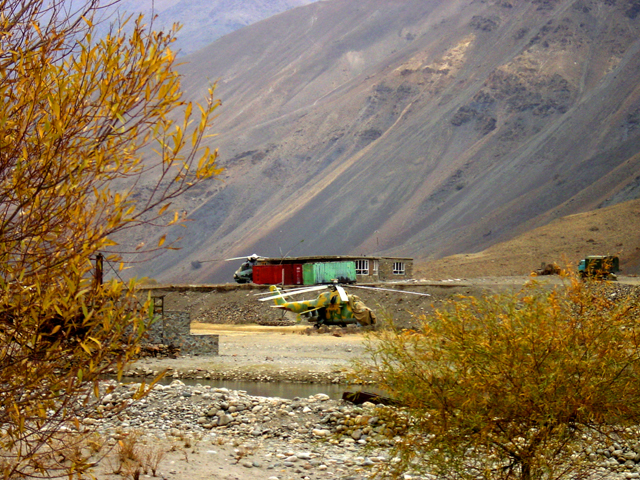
[123,0,640,283]
[97,0,316,55]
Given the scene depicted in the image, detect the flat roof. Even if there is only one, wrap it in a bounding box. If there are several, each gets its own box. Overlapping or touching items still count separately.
[261,255,413,262]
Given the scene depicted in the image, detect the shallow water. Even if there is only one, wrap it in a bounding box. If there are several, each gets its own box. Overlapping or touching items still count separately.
[118,376,370,400]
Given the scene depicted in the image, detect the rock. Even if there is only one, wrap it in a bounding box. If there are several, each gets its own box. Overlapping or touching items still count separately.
[91,378,640,480]
[313,393,330,402]
[218,414,233,426]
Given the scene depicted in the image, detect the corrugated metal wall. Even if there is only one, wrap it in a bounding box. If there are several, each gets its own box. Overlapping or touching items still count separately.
[253,264,303,285]
[303,261,356,285]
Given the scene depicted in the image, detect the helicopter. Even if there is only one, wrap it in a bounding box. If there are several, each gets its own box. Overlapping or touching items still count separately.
[258,281,431,328]
[225,254,267,283]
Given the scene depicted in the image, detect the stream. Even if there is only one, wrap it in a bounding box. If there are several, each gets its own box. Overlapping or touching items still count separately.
[118,376,375,400]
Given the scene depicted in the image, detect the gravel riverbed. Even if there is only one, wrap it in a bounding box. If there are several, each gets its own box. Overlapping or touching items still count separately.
[92,286,640,480]
[92,379,401,480]
[91,326,390,480]
[90,380,640,480]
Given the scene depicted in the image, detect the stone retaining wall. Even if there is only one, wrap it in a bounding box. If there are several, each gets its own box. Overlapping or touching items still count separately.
[146,310,219,356]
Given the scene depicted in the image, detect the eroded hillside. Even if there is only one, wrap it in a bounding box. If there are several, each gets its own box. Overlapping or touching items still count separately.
[122,0,640,283]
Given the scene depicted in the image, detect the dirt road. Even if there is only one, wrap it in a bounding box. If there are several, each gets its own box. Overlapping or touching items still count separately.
[133,324,368,383]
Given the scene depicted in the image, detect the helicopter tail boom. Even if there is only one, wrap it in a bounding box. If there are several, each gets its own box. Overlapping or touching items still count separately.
[268,285,288,306]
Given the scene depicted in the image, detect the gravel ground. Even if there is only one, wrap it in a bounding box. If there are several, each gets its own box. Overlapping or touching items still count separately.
[92,277,640,480]
[95,327,383,480]
[129,325,367,383]
[89,379,640,480]
[138,280,499,329]
[91,381,400,480]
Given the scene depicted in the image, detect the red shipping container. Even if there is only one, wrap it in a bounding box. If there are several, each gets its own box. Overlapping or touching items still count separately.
[253,264,303,285]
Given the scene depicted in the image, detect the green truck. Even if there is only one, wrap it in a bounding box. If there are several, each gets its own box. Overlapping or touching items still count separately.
[577,255,619,280]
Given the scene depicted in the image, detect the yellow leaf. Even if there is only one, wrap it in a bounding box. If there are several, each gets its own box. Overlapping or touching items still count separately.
[158,234,166,247]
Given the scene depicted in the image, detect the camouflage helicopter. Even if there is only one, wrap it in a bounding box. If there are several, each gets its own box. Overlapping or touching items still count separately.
[258,281,430,328]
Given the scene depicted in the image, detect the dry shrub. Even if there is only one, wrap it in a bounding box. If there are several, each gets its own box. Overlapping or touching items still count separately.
[106,432,166,478]
[355,274,640,480]
[139,446,166,477]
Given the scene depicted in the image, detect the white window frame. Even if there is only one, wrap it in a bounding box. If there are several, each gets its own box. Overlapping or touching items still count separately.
[372,260,379,276]
[355,259,369,275]
[393,262,405,275]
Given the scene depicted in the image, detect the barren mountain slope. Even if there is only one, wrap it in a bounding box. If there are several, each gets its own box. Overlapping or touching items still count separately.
[414,198,640,279]
[124,0,640,283]
[98,0,317,55]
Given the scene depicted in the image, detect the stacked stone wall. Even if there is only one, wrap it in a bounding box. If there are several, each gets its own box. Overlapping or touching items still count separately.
[146,310,219,355]
[379,260,413,280]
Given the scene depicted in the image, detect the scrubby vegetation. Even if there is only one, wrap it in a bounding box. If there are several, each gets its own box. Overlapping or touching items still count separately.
[355,275,640,480]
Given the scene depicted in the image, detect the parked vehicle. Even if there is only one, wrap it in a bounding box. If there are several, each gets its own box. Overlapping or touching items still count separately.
[228,254,265,284]
[258,281,431,327]
[578,255,619,280]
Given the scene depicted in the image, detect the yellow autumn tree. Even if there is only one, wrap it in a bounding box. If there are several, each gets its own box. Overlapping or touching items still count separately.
[0,0,221,476]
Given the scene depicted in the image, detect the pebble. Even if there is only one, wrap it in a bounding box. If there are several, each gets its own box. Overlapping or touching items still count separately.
[86,380,640,480]
[88,380,401,479]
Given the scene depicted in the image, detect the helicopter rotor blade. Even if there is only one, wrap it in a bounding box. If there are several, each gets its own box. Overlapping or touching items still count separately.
[254,285,326,297]
[225,253,267,261]
[259,285,327,302]
[253,285,326,297]
[336,285,349,302]
[348,285,431,296]
[194,258,227,263]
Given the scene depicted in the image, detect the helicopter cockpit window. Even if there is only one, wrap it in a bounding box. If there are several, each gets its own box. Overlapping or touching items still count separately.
[240,262,251,271]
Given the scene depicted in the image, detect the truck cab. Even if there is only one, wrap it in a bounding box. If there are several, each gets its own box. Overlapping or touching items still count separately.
[578,255,619,280]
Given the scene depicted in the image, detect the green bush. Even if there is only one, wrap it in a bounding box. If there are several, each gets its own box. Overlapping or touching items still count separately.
[355,276,640,480]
